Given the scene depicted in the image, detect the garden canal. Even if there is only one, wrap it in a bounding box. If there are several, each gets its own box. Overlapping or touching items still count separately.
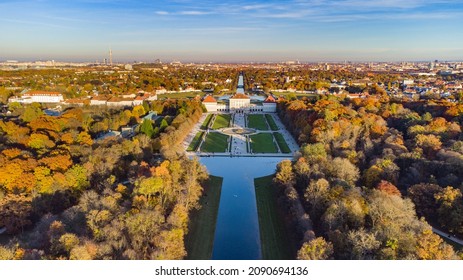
[199,156,289,260]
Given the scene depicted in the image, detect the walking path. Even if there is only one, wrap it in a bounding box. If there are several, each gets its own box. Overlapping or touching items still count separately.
[182,113,208,150]
[231,113,248,155]
[184,112,300,156]
[268,113,299,153]
[432,227,463,246]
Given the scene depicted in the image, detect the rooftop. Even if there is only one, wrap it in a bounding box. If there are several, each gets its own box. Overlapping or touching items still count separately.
[203,95,217,103]
[230,93,250,99]
[24,91,62,96]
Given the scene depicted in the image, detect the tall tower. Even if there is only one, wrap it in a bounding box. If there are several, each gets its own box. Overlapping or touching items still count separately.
[109,49,113,66]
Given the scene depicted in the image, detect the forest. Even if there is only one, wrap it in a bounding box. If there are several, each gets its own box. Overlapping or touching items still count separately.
[273,94,463,259]
[0,100,208,259]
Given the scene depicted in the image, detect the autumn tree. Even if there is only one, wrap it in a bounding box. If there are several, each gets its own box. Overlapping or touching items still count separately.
[434,187,463,234]
[415,228,457,260]
[297,237,333,260]
[0,194,32,234]
[20,103,43,123]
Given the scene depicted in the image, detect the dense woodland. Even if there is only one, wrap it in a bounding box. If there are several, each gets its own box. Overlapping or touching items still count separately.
[274,95,463,259]
[0,100,207,259]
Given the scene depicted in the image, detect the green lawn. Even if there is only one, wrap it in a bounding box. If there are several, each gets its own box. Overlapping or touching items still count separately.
[201,114,213,130]
[273,132,291,153]
[247,114,269,130]
[250,133,278,153]
[255,175,292,260]
[158,92,206,99]
[187,132,204,152]
[265,114,279,131]
[200,132,229,153]
[185,176,223,259]
[211,114,231,130]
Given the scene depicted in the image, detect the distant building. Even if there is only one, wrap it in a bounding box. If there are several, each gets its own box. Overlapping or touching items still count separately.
[263,95,277,112]
[106,97,134,107]
[90,95,110,106]
[9,90,63,104]
[202,93,276,113]
[64,98,89,106]
[229,93,251,111]
[202,95,218,112]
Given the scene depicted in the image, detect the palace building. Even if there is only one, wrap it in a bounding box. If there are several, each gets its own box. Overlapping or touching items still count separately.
[202,93,277,113]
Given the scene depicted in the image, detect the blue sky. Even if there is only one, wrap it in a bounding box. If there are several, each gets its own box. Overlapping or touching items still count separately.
[1,0,463,62]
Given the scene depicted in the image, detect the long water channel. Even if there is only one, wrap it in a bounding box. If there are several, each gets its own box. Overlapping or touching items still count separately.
[200,157,290,260]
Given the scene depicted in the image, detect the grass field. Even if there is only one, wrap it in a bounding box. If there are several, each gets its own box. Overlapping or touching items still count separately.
[247,114,269,130]
[201,132,229,153]
[158,92,206,99]
[187,132,204,152]
[265,114,279,131]
[273,132,291,153]
[255,175,292,260]
[250,133,278,153]
[201,114,213,130]
[185,176,223,260]
[211,114,231,130]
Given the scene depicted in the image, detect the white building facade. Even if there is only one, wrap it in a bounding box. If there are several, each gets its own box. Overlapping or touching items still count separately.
[9,91,64,104]
[202,94,277,113]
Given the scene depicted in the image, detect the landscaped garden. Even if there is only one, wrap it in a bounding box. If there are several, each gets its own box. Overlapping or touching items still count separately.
[265,114,279,131]
[250,133,278,153]
[273,132,291,153]
[187,131,204,151]
[247,114,269,130]
[201,114,213,130]
[211,114,231,130]
[201,132,230,152]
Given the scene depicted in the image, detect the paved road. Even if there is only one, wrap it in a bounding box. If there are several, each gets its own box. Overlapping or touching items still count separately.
[432,227,463,246]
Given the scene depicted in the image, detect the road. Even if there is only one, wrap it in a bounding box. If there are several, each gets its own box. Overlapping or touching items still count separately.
[432,227,463,246]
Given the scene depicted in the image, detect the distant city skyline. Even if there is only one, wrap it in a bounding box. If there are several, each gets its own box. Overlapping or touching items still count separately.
[1,0,463,62]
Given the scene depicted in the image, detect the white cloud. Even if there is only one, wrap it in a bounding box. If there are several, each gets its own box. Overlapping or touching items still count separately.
[178,11,210,15]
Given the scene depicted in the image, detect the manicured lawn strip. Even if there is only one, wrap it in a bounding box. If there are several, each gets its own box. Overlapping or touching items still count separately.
[200,132,229,153]
[247,114,269,130]
[273,132,291,153]
[187,132,204,151]
[212,114,231,129]
[265,114,279,131]
[250,133,278,153]
[255,175,292,260]
[185,176,223,259]
[201,114,213,130]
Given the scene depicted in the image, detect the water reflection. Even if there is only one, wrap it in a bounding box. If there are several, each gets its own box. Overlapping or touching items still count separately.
[199,156,290,260]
